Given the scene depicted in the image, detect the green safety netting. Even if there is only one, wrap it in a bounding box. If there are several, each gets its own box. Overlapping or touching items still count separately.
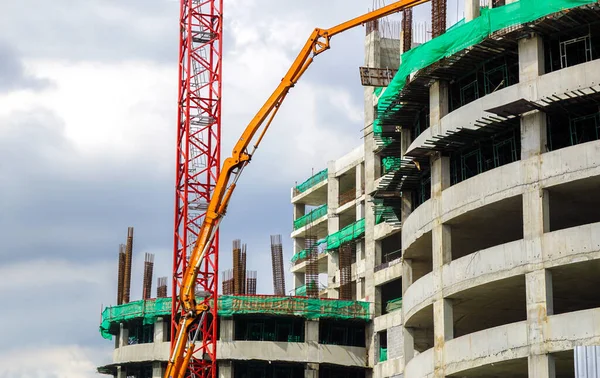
[379,347,388,362]
[100,295,370,340]
[326,218,365,250]
[386,297,403,313]
[295,169,328,194]
[382,156,402,173]
[293,204,327,230]
[374,0,597,137]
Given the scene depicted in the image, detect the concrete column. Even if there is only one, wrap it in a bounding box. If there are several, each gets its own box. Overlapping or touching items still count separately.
[118,323,128,348]
[402,259,413,296]
[356,162,365,198]
[433,299,454,377]
[403,327,415,364]
[305,363,319,378]
[152,362,164,378]
[154,317,167,343]
[429,81,449,136]
[305,319,319,342]
[220,318,234,342]
[519,34,545,83]
[328,162,340,211]
[465,0,480,22]
[521,111,548,159]
[523,189,550,241]
[219,361,233,378]
[526,269,555,377]
[116,366,126,378]
[294,203,306,220]
[400,130,413,224]
[294,272,305,294]
[431,154,452,267]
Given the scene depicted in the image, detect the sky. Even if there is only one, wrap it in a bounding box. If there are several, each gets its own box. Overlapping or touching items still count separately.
[0,0,464,376]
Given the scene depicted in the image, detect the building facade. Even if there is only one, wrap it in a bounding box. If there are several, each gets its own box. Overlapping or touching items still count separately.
[98,1,600,377]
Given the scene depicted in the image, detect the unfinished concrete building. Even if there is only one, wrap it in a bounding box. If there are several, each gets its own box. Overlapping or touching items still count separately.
[98,295,371,378]
[98,1,600,377]
[363,0,600,377]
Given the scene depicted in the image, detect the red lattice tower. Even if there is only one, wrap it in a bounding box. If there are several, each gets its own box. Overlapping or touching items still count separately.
[172,0,222,377]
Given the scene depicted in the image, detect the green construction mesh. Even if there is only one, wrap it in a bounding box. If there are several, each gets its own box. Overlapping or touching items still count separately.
[293,204,327,230]
[382,156,402,173]
[386,297,403,313]
[295,169,328,194]
[100,295,370,340]
[291,248,310,263]
[325,218,365,250]
[379,347,388,362]
[374,0,597,136]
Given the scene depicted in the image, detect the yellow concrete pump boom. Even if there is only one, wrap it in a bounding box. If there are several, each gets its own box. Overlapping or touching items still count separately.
[165,1,427,376]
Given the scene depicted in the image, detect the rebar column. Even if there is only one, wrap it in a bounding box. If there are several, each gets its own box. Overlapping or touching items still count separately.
[117,244,126,305]
[339,243,353,300]
[402,8,413,53]
[233,239,241,295]
[431,0,447,38]
[241,244,247,295]
[270,234,286,296]
[246,270,257,295]
[122,227,134,304]
[222,269,234,295]
[305,237,319,298]
[157,277,168,298]
[142,253,154,300]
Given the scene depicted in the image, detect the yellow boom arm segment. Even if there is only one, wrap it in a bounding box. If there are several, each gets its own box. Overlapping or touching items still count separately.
[165,1,427,376]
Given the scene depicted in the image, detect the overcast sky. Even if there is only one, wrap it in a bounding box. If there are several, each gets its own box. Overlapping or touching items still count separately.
[0,1,464,376]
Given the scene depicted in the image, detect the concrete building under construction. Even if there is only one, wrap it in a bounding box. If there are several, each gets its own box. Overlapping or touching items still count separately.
[98,1,600,377]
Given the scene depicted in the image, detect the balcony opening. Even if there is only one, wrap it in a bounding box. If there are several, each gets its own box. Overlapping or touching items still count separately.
[552,259,600,315]
[449,54,519,112]
[544,23,600,74]
[378,330,388,363]
[319,319,365,347]
[451,275,526,338]
[449,195,523,261]
[376,233,402,271]
[380,278,403,315]
[548,176,600,232]
[126,320,153,345]
[403,230,433,284]
[547,101,600,152]
[234,315,305,342]
[404,304,434,353]
[233,361,304,378]
[319,365,366,378]
[450,125,521,186]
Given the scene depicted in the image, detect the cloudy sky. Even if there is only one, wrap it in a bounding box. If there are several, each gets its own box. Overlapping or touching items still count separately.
[0,0,464,376]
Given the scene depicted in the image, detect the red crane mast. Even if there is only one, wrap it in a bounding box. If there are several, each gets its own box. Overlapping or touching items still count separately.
[172,0,222,377]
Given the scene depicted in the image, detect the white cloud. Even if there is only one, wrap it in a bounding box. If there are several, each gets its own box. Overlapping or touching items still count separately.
[0,345,109,378]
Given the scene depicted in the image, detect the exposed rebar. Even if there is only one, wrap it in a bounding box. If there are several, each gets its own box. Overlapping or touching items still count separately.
[142,253,155,300]
[157,277,168,298]
[270,234,285,296]
[246,270,257,295]
[117,244,126,305]
[122,227,134,304]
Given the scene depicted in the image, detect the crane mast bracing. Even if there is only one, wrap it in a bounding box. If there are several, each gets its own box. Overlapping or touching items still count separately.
[166,1,426,377]
[172,0,222,378]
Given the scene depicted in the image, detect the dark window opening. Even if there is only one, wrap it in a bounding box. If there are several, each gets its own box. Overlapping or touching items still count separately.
[234,361,304,378]
[126,365,153,378]
[412,107,430,142]
[547,102,600,152]
[234,316,304,342]
[450,127,520,186]
[127,321,153,345]
[380,279,403,315]
[553,260,600,315]
[449,54,519,112]
[412,169,431,210]
[544,23,600,73]
[378,331,388,362]
[319,319,365,347]
[378,233,402,269]
[492,0,506,8]
[319,365,366,378]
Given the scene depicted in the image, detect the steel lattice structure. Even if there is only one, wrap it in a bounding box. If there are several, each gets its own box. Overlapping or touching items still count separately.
[172,0,222,377]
